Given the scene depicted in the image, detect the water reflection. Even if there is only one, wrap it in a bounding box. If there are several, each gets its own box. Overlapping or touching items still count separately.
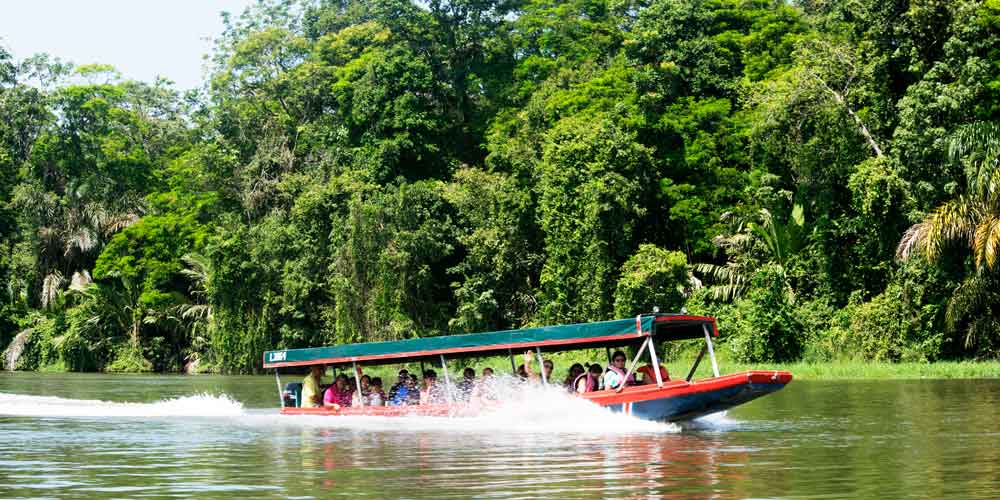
[261,425,751,499]
[1,375,1000,499]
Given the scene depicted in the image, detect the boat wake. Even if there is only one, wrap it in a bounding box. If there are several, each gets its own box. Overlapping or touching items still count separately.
[249,382,680,434]
[0,392,245,418]
[0,383,679,434]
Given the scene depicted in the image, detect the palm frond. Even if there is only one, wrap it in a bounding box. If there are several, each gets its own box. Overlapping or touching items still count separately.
[693,262,749,302]
[69,270,93,292]
[102,213,140,236]
[64,228,97,256]
[3,328,34,371]
[41,271,65,309]
[945,275,993,340]
[900,197,979,263]
[950,122,1000,196]
[973,214,1000,270]
[896,221,927,261]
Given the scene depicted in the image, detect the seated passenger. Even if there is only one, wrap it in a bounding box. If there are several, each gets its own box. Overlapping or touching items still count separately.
[351,374,372,406]
[637,363,669,384]
[457,368,476,401]
[301,365,325,408]
[522,351,554,384]
[564,363,585,392]
[323,374,353,408]
[575,363,603,393]
[388,369,409,403]
[420,369,447,405]
[388,371,416,406]
[359,374,372,396]
[406,374,421,405]
[368,377,386,406]
[603,351,637,390]
[471,367,499,402]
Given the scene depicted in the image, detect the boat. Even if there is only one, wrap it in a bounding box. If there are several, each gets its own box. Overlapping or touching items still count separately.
[262,313,792,422]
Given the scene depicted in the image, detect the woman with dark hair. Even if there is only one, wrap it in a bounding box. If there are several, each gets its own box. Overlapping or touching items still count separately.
[575,363,604,393]
[564,363,585,391]
[323,374,353,408]
[368,377,386,406]
[603,351,636,390]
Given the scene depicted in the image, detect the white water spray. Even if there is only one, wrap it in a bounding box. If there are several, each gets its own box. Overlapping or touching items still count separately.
[0,377,683,434]
[0,392,245,418]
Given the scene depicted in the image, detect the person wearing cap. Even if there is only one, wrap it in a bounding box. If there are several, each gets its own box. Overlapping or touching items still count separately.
[301,365,325,408]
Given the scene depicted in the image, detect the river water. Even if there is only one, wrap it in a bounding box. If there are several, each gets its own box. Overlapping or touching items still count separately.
[1,373,998,499]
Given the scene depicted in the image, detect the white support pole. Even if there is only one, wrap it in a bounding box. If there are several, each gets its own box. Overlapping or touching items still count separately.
[647,337,664,388]
[439,354,454,403]
[275,369,285,408]
[703,324,720,378]
[617,338,650,393]
[352,361,364,407]
[535,347,547,385]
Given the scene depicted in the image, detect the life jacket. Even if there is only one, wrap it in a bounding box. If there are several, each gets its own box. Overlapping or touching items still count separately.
[605,365,636,389]
[573,372,599,393]
[638,364,669,383]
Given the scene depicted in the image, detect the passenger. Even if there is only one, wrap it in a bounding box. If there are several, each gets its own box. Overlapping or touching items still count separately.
[388,369,409,403]
[457,368,476,401]
[420,369,447,405]
[471,367,499,403]
[323,374,353,408]
[516,364,528,379]
[368,377,386,406]
[564,363,585,392]
[351,374,371,406]
[406,374,421,405]
[575,363,603,393]
[603,351,637,390]
[637,363,670,384]
[301,365,325,408]
[522,351,554,383]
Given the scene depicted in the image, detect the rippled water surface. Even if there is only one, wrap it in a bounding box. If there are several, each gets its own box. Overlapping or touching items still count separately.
[1,373,998,499]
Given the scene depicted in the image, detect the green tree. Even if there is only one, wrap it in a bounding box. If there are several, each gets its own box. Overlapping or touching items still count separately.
[614,245,689,317]
[536,118,654,323]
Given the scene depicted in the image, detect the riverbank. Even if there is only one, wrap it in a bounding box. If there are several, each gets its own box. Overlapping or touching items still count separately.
[470,350,1000,382]
[668,360,1000,380]
[9,356,1000,380]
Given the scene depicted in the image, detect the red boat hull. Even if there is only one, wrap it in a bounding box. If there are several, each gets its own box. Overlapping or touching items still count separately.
[278,370,792,422]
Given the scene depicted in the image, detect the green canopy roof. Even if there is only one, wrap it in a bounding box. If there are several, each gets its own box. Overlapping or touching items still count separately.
[262,314,716,368]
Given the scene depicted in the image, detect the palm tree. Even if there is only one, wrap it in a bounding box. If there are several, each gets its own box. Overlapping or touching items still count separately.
[176,253,214,368]
[695,204,807,302]
[67,272,152,371]
[21,179,143,310]
[897,121,1000,352]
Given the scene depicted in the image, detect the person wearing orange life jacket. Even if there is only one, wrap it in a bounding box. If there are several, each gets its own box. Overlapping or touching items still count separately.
[637,364,670,384]
[575,363,604,393]
[603,351,637,390]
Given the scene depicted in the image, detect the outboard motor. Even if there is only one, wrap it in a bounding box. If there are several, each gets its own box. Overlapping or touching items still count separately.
[282,382,303,408]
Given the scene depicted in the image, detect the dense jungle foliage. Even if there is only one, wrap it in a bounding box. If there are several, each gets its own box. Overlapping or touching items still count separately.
[3,0,1000,373]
